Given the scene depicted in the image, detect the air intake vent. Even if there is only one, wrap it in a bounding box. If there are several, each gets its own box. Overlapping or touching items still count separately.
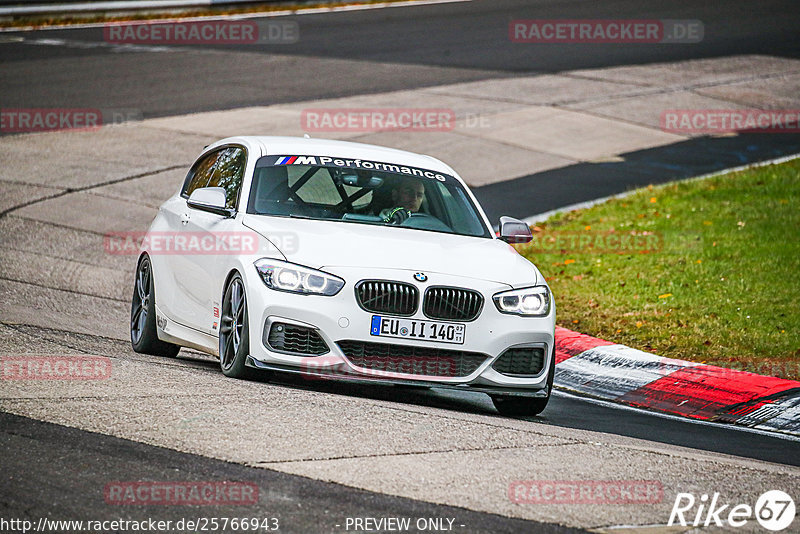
[423,287,483,322]
[355,280,418,316]
[337,340,487,377]
[266,322,329,355]
[492,347,546,376]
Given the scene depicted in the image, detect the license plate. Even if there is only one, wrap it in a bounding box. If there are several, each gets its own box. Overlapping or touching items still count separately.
[370,315,465,345]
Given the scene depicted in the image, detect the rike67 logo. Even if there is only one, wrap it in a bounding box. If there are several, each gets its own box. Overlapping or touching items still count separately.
[669,490,795,531]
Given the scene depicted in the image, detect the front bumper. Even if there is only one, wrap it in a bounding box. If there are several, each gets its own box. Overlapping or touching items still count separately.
[244,266,555,394]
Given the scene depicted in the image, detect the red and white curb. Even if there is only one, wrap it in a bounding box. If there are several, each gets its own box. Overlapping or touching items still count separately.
[553,326,800,437]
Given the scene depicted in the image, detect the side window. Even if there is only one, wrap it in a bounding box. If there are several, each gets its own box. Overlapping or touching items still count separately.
[207,147,246,209]
[182,150,221,198]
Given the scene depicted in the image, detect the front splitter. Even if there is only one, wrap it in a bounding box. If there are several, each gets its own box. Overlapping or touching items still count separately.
[246,357,549,398]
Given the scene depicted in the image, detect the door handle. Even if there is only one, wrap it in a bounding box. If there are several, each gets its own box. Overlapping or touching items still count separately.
[180,212,190,225]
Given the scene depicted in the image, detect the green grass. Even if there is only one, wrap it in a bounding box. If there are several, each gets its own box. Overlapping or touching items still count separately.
[518,158,800,380]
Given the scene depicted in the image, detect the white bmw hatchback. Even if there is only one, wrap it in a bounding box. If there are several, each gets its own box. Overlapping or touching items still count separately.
[131,136,556,415]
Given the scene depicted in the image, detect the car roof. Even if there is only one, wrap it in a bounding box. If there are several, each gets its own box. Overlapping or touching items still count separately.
[207,136,461,180]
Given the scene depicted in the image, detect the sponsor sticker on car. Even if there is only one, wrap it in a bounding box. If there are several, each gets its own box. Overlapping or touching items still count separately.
[370,315,465,345]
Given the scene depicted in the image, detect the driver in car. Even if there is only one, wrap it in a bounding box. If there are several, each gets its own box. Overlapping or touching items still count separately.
[380,178,425,224]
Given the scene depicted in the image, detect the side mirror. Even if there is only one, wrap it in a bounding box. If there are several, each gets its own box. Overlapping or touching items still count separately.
[187,187,234,217]
[498,216,532,244]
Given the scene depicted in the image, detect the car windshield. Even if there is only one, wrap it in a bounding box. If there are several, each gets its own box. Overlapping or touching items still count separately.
[246,155,491,238]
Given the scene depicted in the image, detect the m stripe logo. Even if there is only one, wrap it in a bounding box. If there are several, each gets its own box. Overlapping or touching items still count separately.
[275,156,317,165]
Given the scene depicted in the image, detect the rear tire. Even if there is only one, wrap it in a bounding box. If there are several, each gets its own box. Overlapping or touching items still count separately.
[491,347,555,416]
[219,274,253,379]
[130,255,181,357]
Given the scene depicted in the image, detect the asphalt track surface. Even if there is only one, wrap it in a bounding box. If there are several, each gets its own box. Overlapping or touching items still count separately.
[1,412,580,534]
[1,0,800,531]
[2,0,800,220]
[2,0,800,115]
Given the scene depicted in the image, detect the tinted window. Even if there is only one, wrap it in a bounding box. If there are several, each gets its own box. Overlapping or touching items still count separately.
[182,147,246,209]
[207,147,246,209]
[183,150,221,198]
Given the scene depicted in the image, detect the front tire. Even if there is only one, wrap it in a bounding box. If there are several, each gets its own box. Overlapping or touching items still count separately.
[130,255,180,357]
[491,348,555,416]
[219,274,252,379]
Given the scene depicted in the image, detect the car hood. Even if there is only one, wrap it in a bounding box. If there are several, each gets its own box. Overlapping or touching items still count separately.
[242,215,542,287]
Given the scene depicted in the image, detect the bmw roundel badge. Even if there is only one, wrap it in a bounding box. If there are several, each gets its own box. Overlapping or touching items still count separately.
[413,272,428,282]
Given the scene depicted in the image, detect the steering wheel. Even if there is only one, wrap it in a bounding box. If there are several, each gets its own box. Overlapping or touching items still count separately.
[402,212,453,232]
[405,213,439,224]
[384,207,412,225]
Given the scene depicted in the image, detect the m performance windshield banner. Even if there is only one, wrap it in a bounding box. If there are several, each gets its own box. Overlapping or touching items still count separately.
[256,155,456,183]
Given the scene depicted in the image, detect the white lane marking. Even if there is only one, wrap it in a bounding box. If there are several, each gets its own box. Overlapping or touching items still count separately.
[22,36,175,52]
[553,389,800,443]
[524,152,800,224]
[29,38,65,45]
[0,0,471,33]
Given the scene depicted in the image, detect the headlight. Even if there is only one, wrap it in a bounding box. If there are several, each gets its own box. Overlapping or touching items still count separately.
[254,259,344,296]
[493,286,550,316]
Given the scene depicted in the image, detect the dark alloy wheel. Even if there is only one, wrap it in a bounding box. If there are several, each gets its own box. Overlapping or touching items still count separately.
[130,255,180,357]
[219,274,252,378]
